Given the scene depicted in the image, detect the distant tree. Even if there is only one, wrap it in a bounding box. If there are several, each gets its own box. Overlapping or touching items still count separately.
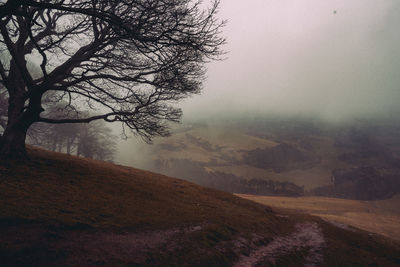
[28,122,77,152]
[0,90,7,132]
[29,119,117,161]
[26,97,79,152]
[0,0,225,159]
[75,121,116,161]
[28,104,117,161]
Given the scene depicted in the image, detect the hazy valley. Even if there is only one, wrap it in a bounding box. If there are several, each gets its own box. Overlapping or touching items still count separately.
[121,116,400,201]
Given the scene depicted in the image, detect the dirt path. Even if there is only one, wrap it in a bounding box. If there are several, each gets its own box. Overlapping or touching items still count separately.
[234,222,325,267]
[2,219,327,266]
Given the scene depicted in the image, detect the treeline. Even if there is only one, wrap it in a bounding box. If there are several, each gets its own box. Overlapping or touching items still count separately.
[311,166,400,200]
[28,120,116,162]
[0,92,116,162]
[152,158,304,196]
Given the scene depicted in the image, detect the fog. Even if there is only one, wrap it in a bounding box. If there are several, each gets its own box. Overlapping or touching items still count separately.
[115,0,400,169]
[179,0,400,122]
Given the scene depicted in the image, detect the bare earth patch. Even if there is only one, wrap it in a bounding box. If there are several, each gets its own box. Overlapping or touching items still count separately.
[234,222,325,267]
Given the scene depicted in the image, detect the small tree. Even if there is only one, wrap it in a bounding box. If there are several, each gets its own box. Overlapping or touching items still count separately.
[0,0,225,159]
[75,121,116,161]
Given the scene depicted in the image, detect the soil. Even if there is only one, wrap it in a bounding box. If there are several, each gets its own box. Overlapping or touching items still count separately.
[1,219,327,266]
[234,222,325,267]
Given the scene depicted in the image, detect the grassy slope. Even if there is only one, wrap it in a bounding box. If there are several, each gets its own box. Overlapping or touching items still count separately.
[0,146,399,266]
[0,146,286,266]
[0,147,280,231]
[239,194,400,241]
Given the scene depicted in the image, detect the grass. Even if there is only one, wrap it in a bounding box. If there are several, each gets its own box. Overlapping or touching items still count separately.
[320,220,400,266]
[0,146,283,232]
[0,146,399,266]
[0,146,287,265]
[238,194,400,241]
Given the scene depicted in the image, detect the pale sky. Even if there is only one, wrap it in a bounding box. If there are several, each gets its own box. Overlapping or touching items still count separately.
[180,0,400,121]
[117,0,400,165]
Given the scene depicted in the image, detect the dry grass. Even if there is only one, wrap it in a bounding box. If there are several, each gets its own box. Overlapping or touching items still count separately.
[0,146,289,265]
[0,146,399,266]
[0,146,283,233]
[238,194,400,241]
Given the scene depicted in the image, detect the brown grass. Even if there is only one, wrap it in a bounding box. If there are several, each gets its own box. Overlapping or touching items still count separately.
[0,146,399,266]
[0,146,291,265]
[238,194,400,241]
[0,146,283,233]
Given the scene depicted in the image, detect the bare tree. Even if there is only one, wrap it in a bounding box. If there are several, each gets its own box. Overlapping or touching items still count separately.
[28,118,117,161]
[0,0,225,159]
[0,89,7,132]
[75,120,116,161]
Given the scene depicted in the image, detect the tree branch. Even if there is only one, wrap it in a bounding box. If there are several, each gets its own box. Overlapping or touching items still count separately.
[0,19,34,90]
[38,111,135,124]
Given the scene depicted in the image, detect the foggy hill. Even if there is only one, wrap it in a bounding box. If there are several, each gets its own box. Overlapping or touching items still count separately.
[0,147,399,266]
[120,116,400,201]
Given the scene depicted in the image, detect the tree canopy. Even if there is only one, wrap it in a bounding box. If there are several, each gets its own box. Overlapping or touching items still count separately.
[0,0,225,159]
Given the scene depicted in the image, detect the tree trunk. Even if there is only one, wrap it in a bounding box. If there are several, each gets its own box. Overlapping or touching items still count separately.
[0,91,29,160]
[77,141,81,156]
[66,140,71,154]
[66,137,74,155]
[0,88,42,160]
[0,124,28,160]
[0,56,43,160]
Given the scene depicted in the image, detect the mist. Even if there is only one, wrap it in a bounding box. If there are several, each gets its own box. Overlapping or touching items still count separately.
[115,0,400,198]
[179,0,400,122]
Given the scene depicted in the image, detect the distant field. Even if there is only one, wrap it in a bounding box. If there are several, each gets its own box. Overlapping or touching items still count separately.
[238,194,400,241]
[151,126,353,191]
[154,126,279,163]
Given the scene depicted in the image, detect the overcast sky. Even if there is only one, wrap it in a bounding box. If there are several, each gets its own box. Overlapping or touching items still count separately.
[179,0,400,121]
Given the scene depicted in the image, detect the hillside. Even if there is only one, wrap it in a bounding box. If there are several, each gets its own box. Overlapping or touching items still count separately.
[239,194,400,242]
[138,125,343,192]
[130,120,400,200]
[0,147,399,266]
[135,125,324,196]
